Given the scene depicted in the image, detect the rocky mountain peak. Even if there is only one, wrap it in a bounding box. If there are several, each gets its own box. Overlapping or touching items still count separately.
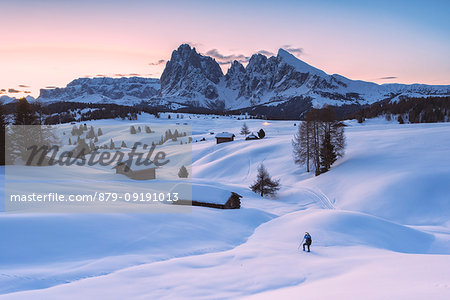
[159,44,223,102]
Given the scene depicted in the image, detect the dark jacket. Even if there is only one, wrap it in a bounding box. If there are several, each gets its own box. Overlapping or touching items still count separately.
[304,234,312,245]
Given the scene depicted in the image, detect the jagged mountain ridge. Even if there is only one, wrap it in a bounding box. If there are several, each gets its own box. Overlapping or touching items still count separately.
[38,77,160,105]
[159,45,449,110]
[36,44,450,112]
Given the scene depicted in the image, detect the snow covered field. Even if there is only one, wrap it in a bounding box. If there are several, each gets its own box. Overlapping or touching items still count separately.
[1,114,449,299]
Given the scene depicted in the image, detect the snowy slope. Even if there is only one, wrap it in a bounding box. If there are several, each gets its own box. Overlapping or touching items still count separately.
[1,115,449,299]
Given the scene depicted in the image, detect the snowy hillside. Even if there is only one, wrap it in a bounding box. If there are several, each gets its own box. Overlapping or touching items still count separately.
[1,115,449,299]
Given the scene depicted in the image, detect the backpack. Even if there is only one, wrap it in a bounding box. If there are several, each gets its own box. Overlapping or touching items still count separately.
[305,235,312,244]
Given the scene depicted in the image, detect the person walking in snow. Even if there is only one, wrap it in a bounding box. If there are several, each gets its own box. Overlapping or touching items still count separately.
[302,232,312,252]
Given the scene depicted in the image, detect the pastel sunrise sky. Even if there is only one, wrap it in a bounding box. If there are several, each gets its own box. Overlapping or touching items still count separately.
[1,0,449,98]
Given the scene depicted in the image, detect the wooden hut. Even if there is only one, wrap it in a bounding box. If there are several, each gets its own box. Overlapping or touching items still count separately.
[215,132,235,144]
[245,133,259,140]
[172,184,242,209]
[113,160,156,180]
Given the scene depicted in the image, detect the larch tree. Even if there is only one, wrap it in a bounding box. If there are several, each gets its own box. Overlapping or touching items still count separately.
[250,164,280,197]
[292,121,313,172]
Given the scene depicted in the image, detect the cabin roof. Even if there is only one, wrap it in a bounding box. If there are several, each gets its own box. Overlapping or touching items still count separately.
[170,183,241,205]
[112,158,156,171]
[215,132,235,139]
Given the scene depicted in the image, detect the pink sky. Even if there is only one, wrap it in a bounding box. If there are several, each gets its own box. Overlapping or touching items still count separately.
[1,0,449,98]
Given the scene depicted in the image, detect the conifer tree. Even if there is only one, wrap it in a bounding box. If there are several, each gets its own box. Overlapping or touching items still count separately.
[319,131,337,173]
[250,164,280,197]
[86,126,95,139]
[178,165,189,178]
[14,98,35,125]
[240,122,250,135]
[257,128,265,139]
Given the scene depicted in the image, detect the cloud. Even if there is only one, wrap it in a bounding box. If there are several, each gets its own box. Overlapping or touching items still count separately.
[379,76,397,80]
[257,50,275,56]
[281,45,304,56]
[24,91,31,94]
[18,84,30,88]
[127,73,141,76]
[205,49,249,65]
[45,86,57,89]
[95,74,106,77]
[1,89,6,92]
[148,59,166,66]
[8,88,20,93]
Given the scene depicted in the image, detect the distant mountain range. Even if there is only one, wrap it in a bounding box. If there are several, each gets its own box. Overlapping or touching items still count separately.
[4,44,448,117]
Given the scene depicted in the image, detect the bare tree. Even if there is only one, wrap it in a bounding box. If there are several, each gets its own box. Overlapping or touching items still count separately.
[292,121,312,172]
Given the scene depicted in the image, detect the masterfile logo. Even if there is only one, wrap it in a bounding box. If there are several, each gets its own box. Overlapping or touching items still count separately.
[4,124,192,213]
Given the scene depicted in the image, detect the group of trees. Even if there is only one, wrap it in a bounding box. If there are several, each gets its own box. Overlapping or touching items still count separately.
[249,107,346,198]
[2,98,58,165]
[157,128,188,145]
[0,100,166,125]
[130,125,152,134]
[350,96,450,124]
[292,107,345,175]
